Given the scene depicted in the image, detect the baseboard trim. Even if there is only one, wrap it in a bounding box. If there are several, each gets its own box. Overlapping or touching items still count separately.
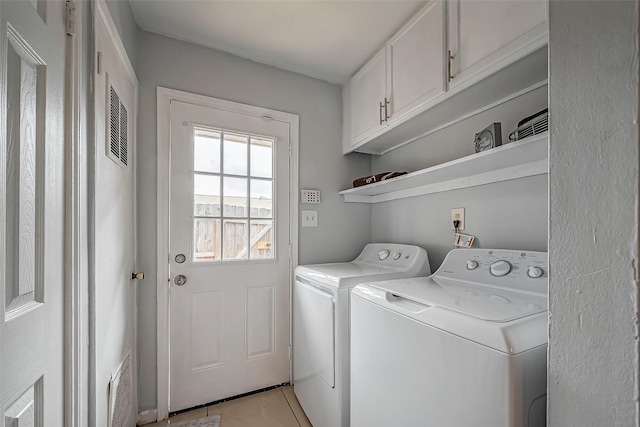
[137,409,158,425]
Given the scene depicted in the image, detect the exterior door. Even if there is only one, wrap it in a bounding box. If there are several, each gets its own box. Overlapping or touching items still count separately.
[169,100,291,412]
[0,0,67,425]
[93,7,138,427]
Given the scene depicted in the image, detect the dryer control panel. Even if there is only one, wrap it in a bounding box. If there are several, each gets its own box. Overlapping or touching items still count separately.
[434,249,548,295]
[355,243,431,278]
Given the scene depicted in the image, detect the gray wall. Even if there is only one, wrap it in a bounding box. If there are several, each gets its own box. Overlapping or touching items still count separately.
[104,0,139,70]
[136,30,371,410]
[372,86,549,270]
[548,2,639,425]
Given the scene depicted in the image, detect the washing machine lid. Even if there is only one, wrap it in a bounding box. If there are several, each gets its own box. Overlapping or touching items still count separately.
[369,276,547,322]
[353,279,548,354]
[296,262,404,288]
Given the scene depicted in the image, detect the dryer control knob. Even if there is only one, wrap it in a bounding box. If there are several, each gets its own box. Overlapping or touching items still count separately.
[393,252,402,260]
[490,260,512,277]
[466,260,479,270]
[378,250,390,261]
[527,266,544,278]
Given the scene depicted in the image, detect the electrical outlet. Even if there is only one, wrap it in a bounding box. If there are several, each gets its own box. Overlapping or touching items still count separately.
[451,208,465,230]
[302,210,318,227]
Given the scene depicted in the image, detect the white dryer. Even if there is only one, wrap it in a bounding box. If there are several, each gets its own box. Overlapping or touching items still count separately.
[293,243,431,427]
[350,249,548,427]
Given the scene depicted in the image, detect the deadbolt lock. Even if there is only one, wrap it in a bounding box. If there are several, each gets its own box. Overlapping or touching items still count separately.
[131,272,145,280]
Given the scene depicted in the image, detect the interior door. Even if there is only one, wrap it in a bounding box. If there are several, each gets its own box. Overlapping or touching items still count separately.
[169,100,291,412]
[93,8,138,427]
[0,0,66,425]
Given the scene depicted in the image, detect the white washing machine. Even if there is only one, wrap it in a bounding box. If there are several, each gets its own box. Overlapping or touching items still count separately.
[350,249,548,427]
[293,243,431,427]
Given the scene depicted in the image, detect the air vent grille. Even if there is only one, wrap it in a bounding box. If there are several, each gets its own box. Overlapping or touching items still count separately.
[110,87,120,158]
[108,84,129,167]
[509,111,548,142]
[119,103,128,166]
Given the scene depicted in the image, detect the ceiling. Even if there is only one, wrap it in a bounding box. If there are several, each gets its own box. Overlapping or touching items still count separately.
[128,0,425,84]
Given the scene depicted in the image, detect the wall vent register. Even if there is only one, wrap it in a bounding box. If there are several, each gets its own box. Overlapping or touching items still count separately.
[108,84,129,167]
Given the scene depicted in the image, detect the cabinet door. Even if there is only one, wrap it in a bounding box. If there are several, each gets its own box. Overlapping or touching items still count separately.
[350,47,387,145]
[448,0,547,89]
[387,0,446,122]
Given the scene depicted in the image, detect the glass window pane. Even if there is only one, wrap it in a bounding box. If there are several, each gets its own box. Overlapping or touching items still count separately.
[194,129,221,173]
[194,174,221,217]
[250,137,273,178]
[223,177,247,217]
[223,219,248,260]
[193,218,221,262]
[223,132,248,176]
[250,220,274,260]
[250,179,272,218]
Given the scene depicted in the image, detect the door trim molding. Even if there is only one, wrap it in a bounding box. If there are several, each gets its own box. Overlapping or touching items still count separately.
[65,1,86,426]
[156,87,299,421]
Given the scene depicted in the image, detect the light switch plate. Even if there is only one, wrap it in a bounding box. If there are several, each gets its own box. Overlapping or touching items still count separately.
[301,210,318,227]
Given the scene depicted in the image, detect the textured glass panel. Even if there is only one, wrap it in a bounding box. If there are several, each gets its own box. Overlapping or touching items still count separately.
[250,179,272,218]
[223,177,247,217]
[223,133,247,175]
[194,128,221,173]
[193,218,221,262]
[250,137,273,178]
[250,220,274,260]
[223,220,248,260]
[194,174,220,217]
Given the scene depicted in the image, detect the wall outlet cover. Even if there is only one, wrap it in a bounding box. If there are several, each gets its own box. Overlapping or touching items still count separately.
[451,208,465,230]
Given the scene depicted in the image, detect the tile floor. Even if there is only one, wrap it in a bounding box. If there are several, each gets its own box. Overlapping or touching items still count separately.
[146,385,312,427]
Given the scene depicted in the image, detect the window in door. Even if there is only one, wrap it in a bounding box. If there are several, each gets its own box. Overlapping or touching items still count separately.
[192,127,274,262]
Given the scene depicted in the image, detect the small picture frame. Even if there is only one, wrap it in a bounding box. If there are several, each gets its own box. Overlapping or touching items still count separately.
[474,123,502,153]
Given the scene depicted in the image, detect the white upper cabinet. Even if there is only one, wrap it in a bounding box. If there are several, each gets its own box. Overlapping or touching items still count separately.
[343,0,549,155]
[349,47,387,145]
[448,0,548,89]
[346,0,446,152]
[387,0,446,124]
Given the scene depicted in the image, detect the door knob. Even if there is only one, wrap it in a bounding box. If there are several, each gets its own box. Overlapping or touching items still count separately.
[174,274,188,286]
[131,271,145,280]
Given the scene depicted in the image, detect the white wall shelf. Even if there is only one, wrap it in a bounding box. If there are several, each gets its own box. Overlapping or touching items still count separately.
[339,132,548,203]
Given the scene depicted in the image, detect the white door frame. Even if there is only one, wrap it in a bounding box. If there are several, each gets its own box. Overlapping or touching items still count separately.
[156,87,299,420]
[64,1,87,426]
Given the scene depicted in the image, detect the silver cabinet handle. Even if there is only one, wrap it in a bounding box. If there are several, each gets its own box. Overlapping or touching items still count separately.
[384,97,390,122]
[174,274,188,286]
[448,50,455,82]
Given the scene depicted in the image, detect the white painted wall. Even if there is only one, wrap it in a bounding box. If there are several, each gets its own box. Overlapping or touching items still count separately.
[135,30,371,410]
[371,86,549,269]
[548,2,639,425]
[104,0,139,69]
